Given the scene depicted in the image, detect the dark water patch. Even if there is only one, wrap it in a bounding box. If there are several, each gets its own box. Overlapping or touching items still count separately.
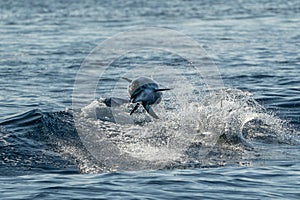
[0,109,42,133]
[0,110,78,175]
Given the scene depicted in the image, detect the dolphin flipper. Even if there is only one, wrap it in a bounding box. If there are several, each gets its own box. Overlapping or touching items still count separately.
[130,103,140,115]
[142,104,159,119]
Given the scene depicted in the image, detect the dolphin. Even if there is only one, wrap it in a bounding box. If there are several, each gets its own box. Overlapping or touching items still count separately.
[123,77,171,119]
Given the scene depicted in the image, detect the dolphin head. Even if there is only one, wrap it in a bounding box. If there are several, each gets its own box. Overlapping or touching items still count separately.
[123,77,171,119]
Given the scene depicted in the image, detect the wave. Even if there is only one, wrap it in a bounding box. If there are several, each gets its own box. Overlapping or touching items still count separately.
[0,89,299,174]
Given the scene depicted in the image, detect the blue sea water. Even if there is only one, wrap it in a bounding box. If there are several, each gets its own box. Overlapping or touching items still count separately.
[1,0,300,199]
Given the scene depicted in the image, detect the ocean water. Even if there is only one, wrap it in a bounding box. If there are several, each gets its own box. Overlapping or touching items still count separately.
[1,0,300,199]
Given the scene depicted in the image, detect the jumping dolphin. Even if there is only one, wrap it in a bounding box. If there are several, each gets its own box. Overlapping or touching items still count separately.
[123,77,171,119]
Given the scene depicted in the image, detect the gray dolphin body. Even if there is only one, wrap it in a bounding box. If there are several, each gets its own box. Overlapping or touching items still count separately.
[123,77,171,119]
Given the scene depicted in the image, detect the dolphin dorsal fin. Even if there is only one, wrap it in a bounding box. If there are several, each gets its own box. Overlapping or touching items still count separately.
[122,77,132,83]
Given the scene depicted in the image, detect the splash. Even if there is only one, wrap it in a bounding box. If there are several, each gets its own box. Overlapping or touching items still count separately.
[75,88,299,172]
